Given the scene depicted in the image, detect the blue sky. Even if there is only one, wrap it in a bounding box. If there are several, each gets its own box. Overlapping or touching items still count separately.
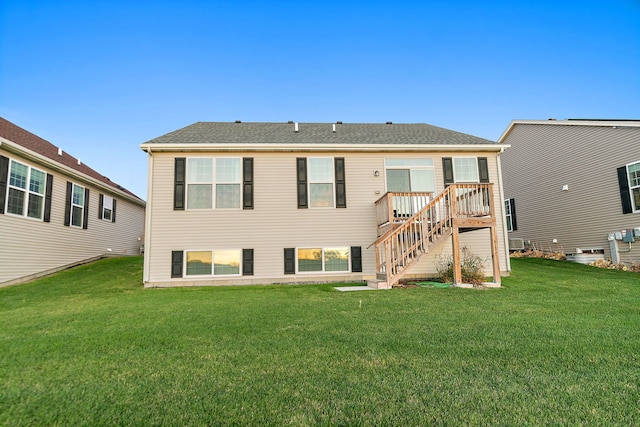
[1,0,639,200]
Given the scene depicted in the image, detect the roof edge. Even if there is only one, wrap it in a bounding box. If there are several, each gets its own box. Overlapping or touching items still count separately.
[498,119,640,143]
[1,139,146,206]
[140,142,506,153]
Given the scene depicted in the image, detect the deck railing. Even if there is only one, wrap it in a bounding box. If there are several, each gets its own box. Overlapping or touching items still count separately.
[373,184,494,287]
[374,192,433,227]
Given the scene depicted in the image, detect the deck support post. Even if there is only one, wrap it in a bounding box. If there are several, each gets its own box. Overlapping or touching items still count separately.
[489,225,501,285]
[451,226,462,285]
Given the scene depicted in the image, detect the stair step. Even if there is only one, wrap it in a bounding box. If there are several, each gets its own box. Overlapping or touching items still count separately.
[367,279,392,290]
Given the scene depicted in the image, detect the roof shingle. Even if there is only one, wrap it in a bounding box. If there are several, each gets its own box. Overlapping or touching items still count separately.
[143,122,497,146]
[0,117,142,201]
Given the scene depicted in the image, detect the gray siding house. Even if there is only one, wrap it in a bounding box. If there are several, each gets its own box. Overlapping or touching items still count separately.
[0,117,146,286]
[499,119,640,264]
[141,121,511,288]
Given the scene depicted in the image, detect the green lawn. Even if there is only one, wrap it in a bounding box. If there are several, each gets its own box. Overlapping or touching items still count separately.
[1,257,639,426]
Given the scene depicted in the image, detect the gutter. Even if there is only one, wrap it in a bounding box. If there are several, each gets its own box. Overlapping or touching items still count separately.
[140,142,511,153]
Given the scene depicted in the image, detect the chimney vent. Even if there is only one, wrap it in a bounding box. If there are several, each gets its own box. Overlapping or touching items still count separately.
[332,124,336,133]
[294,122,299,132]
[78,159,82,165]
[57,148,62,156]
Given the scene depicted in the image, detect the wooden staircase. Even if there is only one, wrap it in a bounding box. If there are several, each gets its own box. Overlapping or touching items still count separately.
[371,184,501,288]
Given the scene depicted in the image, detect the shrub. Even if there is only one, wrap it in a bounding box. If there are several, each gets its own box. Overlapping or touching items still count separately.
[435,246,486,285]
[589,259,640,272]
[510,250,566,260]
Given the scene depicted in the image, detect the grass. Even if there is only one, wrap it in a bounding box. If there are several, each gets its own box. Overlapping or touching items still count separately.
[1,256,639,426]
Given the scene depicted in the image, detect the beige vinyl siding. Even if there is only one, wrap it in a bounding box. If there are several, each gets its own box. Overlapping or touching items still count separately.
[144,150,508,286]
[501,123,640,262]
[0,150,145,285]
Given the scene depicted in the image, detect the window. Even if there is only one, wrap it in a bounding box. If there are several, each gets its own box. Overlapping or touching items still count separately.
[184,249,241,276]
[70,184,85,227]
[100,195,115,221]
[64,182,89,228]
[453,157,479,182]
[6,160,46,219]
[185,158,241,209]
[627,161,640,212]
[384,158,435,192]
[296,157,346,209]
[504,199,517,232]
[308,158,335,207]
[443,157,489,186]
[297,247,350,273]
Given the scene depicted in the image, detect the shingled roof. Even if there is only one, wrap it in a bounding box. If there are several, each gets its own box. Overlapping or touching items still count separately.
[143,121,498,146]
[0,117,143,202]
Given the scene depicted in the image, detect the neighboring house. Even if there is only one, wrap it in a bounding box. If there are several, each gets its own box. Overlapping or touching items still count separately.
[140,121,511,288]
[0,117,146,286]
[499,119,640,264]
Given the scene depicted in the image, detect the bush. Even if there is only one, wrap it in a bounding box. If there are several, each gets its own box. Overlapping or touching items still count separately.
[589,259,640,272]
[510,250,566,260]
[435,246,486,285]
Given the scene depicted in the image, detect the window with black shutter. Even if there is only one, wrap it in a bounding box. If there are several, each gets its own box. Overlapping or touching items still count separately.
[296,158,308,208]
[174,158,186,210]
[243,158,254,209]
[350,246,362,272]
[335,157,346,208]
[171,251,184,278]
[243,249,254,275]
[284,248,296,274]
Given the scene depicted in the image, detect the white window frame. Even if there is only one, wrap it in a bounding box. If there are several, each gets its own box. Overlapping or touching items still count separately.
[504,199,514,232]
[627,160,640,213]
[296,247,351,273]
[384,158,435,193]
[5,159,46,220]
[70,183,85,228]
[185,157,242,210]
[308,157,335,208]
[101,195,114,221]
[183,249,242,277]
[452,157,479,183]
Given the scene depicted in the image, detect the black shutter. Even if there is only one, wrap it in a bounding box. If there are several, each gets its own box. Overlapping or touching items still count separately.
[351,246,362,273]
[296,158,307,208]
[242,249,254,276]
[442,157,454,186]
[617,166,633,214]
[82,188,90,229]
[284,248,295,274]
[243,157,254,209]
[478,157,490,183]
[335,157,346,208]
[174,158,186,210]
[98,194,104,219]
[509,198,518,231]
[43,174,53,222]
[171,251,183,278]
[0,155,8,214]
[111,199,116,223]
[64,181,72,226]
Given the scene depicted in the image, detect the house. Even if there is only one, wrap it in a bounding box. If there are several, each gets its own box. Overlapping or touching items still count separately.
[140,121,511,288]
[499,119,640,264]
[0,117,146,286]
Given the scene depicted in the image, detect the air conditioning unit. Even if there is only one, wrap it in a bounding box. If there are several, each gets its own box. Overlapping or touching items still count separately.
[509,238,525,251]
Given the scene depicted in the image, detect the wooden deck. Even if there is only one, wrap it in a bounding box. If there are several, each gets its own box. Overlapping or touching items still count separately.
[372,184,501,287]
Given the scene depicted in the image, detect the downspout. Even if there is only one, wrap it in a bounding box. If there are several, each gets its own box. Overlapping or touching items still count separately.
[496,147,511,273]
[143,148,154,285]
